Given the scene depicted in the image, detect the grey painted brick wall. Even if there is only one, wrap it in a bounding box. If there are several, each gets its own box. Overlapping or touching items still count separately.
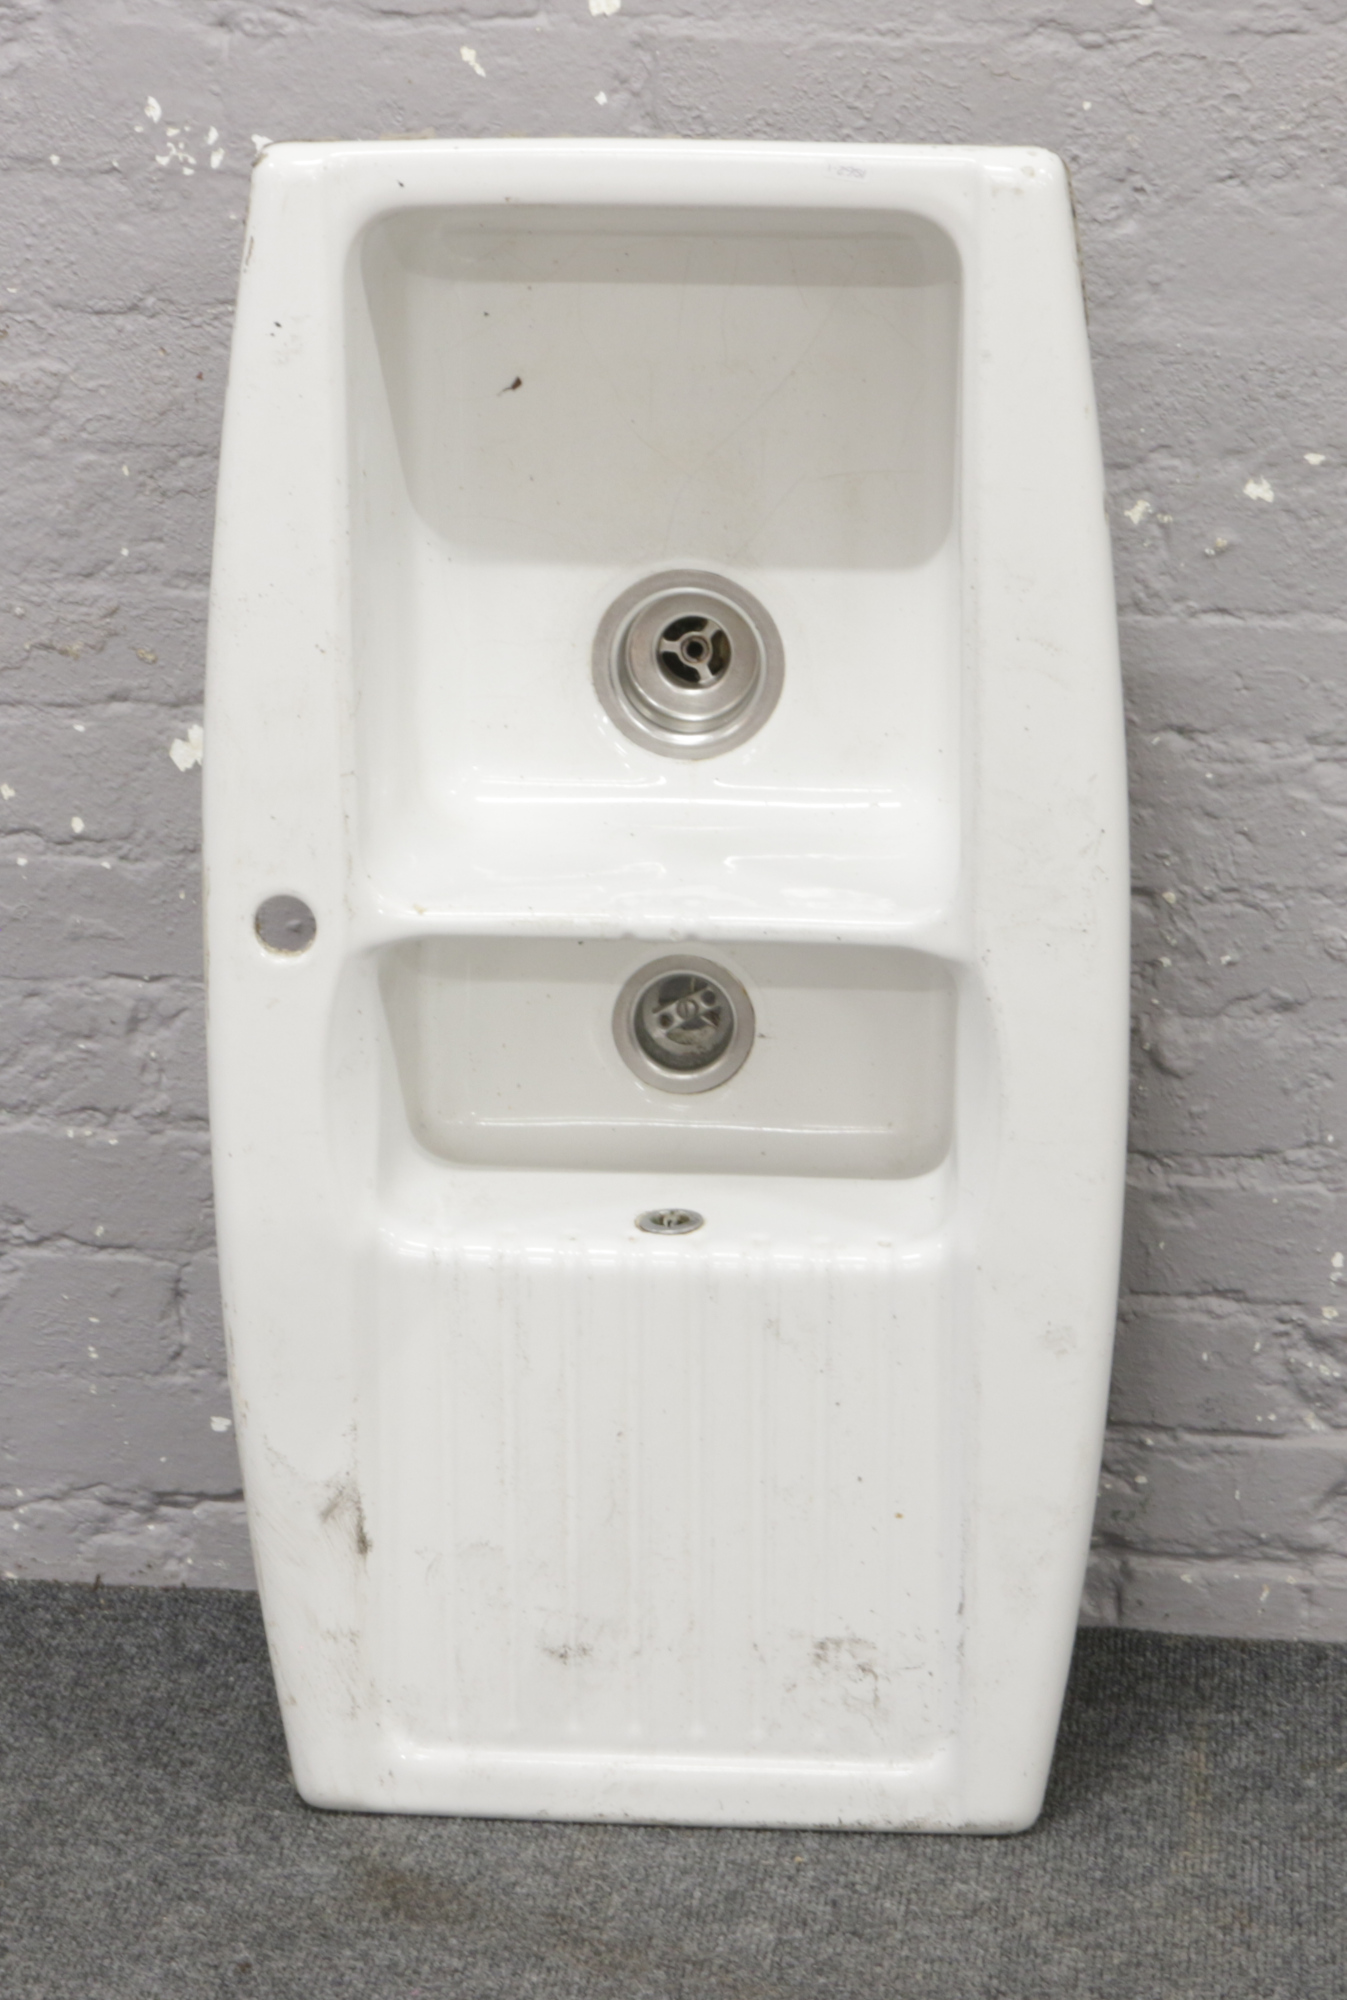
[1,0,1344,1637]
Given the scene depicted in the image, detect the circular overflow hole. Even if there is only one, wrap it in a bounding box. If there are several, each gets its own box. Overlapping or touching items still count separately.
[637,1208,705,1236]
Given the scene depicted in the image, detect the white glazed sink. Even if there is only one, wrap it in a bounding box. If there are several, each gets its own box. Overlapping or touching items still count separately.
[206,140,1128,1831]
[351,203,960,931]
[380,937,954,1177]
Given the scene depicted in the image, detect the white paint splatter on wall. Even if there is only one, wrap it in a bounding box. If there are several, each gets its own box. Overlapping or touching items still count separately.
[169,724,204,771]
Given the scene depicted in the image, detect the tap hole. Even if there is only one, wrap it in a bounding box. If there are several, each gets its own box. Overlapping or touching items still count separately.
[255,894,317,955]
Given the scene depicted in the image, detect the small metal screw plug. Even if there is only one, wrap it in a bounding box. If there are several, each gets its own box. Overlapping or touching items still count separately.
[636,1208,705,1235]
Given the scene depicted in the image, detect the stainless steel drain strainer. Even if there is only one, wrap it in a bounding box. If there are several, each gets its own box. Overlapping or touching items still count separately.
[613,955,755,1094]
[592,569,783,758]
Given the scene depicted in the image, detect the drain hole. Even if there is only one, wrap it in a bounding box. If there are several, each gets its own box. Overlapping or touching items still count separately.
[656,615,732,688]
[593,569,783,759]
[634,971,735,1072]
[255,894,317,955]
[613,954,756,1094]
[637,1208,704,1236]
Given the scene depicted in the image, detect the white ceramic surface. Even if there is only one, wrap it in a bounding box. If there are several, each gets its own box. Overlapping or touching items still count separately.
[206,139,1128,1830]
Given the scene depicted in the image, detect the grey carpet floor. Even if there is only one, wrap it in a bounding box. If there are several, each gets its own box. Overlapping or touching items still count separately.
[1,1583,1343,2000]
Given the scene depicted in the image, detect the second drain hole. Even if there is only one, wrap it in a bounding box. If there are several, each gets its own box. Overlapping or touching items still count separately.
[613,956,755,1095]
